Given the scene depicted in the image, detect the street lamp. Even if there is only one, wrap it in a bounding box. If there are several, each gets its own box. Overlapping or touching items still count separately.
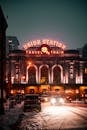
[28,61,32,66]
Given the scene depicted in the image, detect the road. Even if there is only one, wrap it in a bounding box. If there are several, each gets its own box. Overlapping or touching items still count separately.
[14,102,87,130]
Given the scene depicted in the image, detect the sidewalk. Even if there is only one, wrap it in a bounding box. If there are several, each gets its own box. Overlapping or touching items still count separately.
[0,102,24,130]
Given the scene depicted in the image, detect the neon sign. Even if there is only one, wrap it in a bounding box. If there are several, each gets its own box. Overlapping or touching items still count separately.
[23,39,66,50]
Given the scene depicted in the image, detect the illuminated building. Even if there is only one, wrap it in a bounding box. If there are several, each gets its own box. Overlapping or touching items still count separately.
[7,39,87,99]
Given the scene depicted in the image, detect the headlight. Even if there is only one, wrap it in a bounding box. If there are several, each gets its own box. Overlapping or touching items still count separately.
[44,97,48,102]
[50,98,56,105]
[59,98,64,104]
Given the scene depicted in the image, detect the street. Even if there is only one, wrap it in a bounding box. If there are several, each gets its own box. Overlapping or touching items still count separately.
[14,102,87,130]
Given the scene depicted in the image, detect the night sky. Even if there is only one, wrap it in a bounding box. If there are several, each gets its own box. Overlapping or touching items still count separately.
[0,0,87,49]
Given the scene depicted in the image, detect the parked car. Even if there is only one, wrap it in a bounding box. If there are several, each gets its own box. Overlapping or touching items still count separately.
[23,94,41,112]
[15,94,24,103]
[9,95,16,108]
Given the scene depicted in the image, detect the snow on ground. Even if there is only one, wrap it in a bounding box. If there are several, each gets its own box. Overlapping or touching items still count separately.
[0,101,87,130]
[17,102,87,130]
[0,101,24,130]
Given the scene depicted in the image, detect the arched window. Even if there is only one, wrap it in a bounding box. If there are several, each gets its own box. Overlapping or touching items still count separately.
[40,66,48,84]
[28,67,36,84]
[53,66,61,84]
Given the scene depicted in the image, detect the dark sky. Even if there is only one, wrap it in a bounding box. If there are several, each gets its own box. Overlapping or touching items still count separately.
[0,0,87,49]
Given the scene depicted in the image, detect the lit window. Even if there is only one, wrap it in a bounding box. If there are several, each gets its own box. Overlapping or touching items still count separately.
[85,68,87,74]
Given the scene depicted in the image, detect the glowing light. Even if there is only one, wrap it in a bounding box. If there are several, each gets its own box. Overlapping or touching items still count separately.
[23,39,66,50]
[8,40,12,43]
[50,97,56,105]
[76,89,79,94]
[11,76,14,84]
[22,76,25,79]
[11,89,13,94]
[28,61,32,66]
[41,46,48,53]
[59,98,65,104]
[44,97,48,102]
[21,90,24,94]
[40,77,46,83]
[85,68,87,74]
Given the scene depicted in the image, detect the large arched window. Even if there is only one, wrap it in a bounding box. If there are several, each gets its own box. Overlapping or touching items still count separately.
[40,66,49,84]
[28,67,36,84]
[53,66,61,84]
